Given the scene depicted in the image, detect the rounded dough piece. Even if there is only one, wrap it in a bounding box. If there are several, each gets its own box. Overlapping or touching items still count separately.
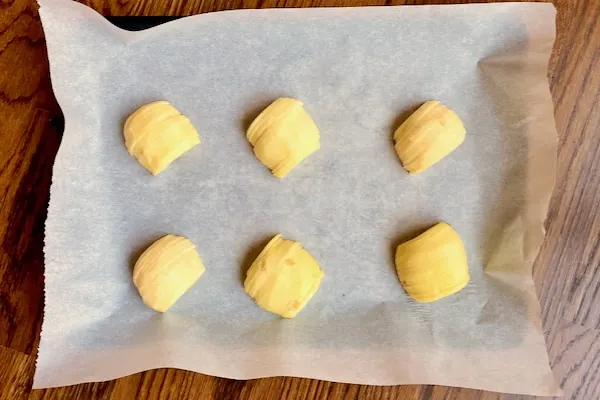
[124,101,200,175]
[244,235,324,318]
[133,234,206,312]
[246,98,320,178]
[393,100,466,174]
[395,222,469,302]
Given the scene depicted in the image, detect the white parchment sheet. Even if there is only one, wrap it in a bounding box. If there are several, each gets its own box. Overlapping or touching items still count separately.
[37,0,561,395]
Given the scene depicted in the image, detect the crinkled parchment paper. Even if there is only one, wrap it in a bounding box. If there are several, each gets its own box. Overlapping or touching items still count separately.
[37,0,561,395]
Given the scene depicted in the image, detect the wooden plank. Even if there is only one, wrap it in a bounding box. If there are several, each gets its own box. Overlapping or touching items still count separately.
[0,0,61,355]
[0,345,34,400]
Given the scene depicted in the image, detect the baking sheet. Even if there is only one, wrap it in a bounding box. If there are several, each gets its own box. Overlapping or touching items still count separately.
[37,0,560,395]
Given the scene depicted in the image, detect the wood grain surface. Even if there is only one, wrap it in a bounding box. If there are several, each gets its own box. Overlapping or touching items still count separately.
[1,0,599,398]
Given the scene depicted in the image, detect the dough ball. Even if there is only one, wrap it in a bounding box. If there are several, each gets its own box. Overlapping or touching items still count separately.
[244,235,324,318]
[246,98,320,178]
[393,100,466,173]
[124,101,200,175]
[395,222,469,302]
[133,234,205,312]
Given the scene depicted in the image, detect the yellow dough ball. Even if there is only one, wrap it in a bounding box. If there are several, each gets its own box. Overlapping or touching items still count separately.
[246,98,320,178]
[393,100,466,174]
[133,234,205,312]
[244,235,324,318]
[395,223,469,302]
[124,101,200,175]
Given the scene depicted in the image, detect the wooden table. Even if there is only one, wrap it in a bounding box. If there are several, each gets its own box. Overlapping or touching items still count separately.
[1,0,598,398]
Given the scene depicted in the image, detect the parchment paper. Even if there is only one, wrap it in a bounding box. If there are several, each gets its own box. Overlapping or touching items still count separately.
[37,0,561,395]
